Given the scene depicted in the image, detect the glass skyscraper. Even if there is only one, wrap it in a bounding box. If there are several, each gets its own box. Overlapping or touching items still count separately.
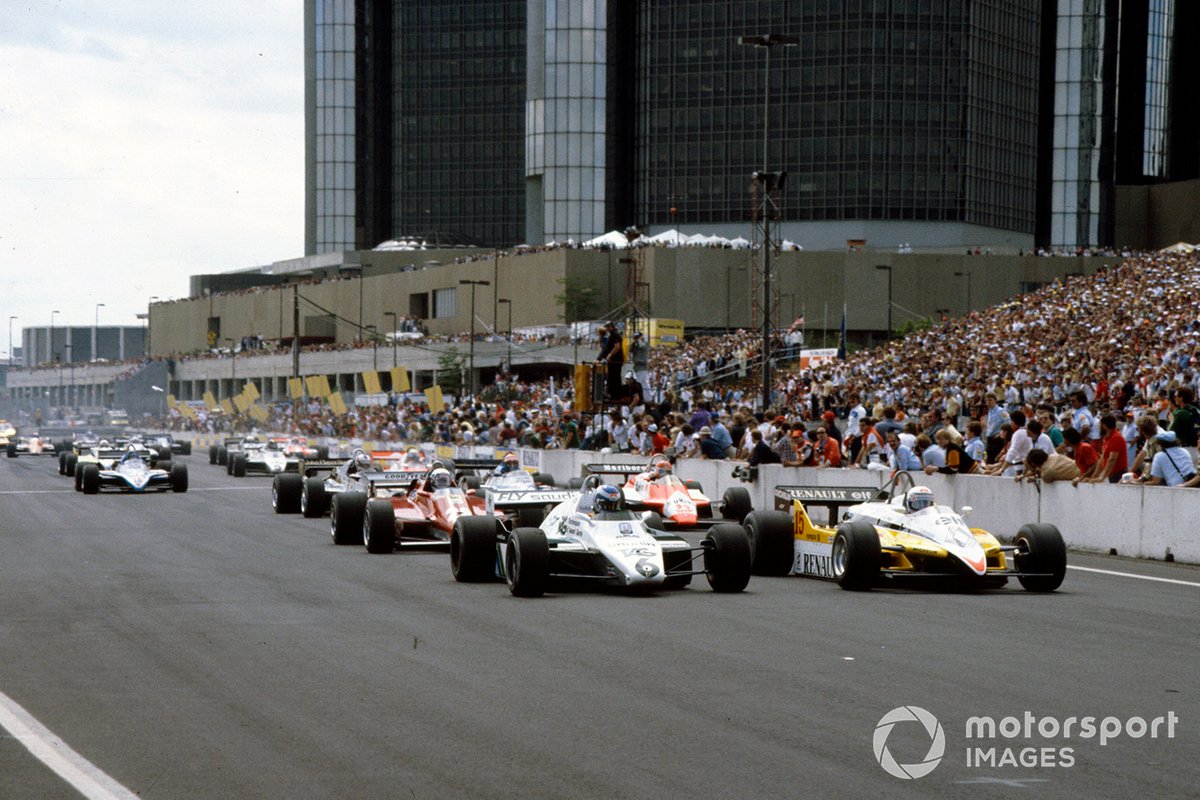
[306,0,1197,254]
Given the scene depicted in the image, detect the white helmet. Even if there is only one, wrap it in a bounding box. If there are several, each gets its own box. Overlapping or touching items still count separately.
[430,468,452,489]
[353,450,371,470]
[906,486,935,512]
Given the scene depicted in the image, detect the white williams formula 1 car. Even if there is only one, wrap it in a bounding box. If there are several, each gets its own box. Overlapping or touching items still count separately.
[450,477,752,597]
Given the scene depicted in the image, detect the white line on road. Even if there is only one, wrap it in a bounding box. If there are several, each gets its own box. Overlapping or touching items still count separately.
[0,690,138,800]
[1067,564,1200,588]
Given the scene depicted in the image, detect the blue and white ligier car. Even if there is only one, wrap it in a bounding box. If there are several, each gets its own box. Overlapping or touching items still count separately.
[449,476,752,597]
[78,449,188,494]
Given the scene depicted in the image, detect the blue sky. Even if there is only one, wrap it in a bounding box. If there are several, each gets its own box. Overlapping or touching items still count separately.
[0,1,303,357]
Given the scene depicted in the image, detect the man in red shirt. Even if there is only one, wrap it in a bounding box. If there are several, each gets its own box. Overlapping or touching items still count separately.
[1078,413,1128,484]
[1063,427,1098,478]
[813,426,842,467]
[649,423,671,455]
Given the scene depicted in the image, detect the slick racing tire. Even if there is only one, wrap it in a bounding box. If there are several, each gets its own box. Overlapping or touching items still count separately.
[301,477,328,518]
[58,451,67,475]
[217,446,228,466]
[81,464,101,494]
[1014,523,1067,592]
[720,487,753,525]
[272,473,303,514]
[363,499,396,554]
[75,466,85,492]
[170,463,189,493]
[209,445,218,465]
[516,507,545,528]
[232,454,247,477]
[330,492,367,546]
[832,519,881,591]
[452,517,500,582]
[6,444,16,457]
[702,523,752,593]
[460,475,481,492]
[157,460,173,474]
[65,453,78,477]
[533,472,555,487]
[179,442,192,455]
[745,510,794,576]
[642,512,666,531]
[505,528,550,597]
[316,445,329,460]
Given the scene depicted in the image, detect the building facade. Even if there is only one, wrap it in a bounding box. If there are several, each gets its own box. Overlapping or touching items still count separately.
[306,0,1198,255]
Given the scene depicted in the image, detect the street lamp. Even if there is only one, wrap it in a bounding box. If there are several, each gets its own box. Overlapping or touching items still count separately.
[954,271,973,311]
[50,309,59,366]
[876,265,893,339]
[497,298,512,373]
[93,302,105,362]
[738,32,797,410]
[366,325,378,372]
[459,280,489,396]
[383,311,398,368]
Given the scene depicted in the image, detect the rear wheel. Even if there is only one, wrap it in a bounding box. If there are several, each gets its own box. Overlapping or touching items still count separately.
[217,446,228,466]
[58,452,67,475]
[1014,523,1067,592]
[461,475,481,492]
[209,445,218,465]
[301,478,327,517]
[232,454,246,477]
[832,520,881,590]
[642,512,665,531]
[363,499,396,553]
[170,464,189,493]
[505,528,550,597]
[452,517,499,582]
[272,473,303,514]
[316,445,329,460]
[81,464,101,494]
[703,524,751,592]
[721,487,753,524]
[685,479,703,492]
[330,492,367,545]
[746,510,795,576]
[533,472,555,487]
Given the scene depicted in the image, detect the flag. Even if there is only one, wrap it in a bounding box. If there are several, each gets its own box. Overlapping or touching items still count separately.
[837,306,847,360]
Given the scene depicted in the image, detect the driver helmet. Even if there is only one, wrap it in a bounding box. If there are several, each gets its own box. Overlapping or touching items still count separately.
[905,486,935,513]
[652,458,672,478]
[352,449,371,471]
[405,447,423,464]
[430,468,453,489]
[501,452,520,472]
[594,483,622,512]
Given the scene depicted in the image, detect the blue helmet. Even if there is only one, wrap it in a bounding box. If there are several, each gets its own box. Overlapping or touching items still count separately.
[594,483,622,512]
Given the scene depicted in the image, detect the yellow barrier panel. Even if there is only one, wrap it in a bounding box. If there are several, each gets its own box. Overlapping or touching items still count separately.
[288,377,305,399]
[327,393,348,415]
[249,404,269,423]
[390,367,410,392]
[203,391,218,410]
[307,375,331,397]
[424,385,445,413]
[242,382,260,401]
[219,398,234,416]
[362,371,382,395]
[233,394,251,413]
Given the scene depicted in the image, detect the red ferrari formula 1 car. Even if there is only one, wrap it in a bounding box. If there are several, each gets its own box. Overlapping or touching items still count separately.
[585,460,752,530]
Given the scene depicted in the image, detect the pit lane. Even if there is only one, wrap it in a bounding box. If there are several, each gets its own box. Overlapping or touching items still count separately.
[0,453,1196,799]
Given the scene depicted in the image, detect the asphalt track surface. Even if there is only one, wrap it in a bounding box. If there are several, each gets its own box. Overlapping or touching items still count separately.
[0,452,1197,800]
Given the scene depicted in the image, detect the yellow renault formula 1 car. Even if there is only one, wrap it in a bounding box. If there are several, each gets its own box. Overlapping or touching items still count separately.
[741,472,1066,591]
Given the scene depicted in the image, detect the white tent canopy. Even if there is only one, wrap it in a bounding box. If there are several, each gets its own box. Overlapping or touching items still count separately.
[582,230,632,248]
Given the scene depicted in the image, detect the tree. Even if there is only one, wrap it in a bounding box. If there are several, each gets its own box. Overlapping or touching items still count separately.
[555,276,600,323]
[436,347,465,395]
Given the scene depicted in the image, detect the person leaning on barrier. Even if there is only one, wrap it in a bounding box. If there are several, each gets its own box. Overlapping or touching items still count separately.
[1140,431,1198,487]
[1021,448,1081,483]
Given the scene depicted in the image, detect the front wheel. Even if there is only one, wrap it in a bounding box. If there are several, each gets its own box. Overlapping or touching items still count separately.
[832,520,880,590]
[363,499,396,553]
[209,445,218,465]
[1014,523,1067,592]
[703,523,752,593]
[81,464,101,494]
[232,454,246,477]
[505,528,550,597]
[330,492,367,545]
[721,486,753,524]
[452,517,500,582]
[745,510,794,576]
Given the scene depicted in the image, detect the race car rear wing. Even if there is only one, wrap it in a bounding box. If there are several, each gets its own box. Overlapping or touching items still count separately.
[451,458,503,473]
[586,462,650,475]
[365,469,429,491]
[773,485,887,526]
[298,458,344,478]
[483,487,574,511]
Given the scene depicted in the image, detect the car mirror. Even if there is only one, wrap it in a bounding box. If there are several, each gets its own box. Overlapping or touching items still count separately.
[960,506,973,517]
